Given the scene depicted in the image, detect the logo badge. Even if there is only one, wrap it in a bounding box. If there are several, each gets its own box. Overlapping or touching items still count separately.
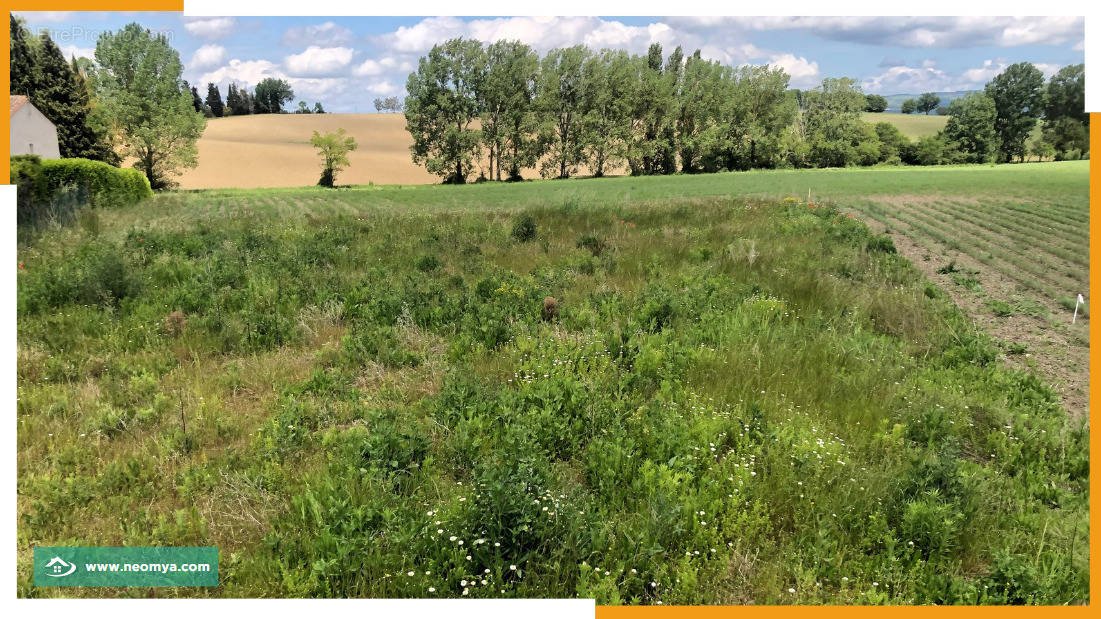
[44,556,77,578]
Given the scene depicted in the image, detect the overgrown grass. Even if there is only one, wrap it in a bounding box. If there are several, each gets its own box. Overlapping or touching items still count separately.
[17,188,1088,603]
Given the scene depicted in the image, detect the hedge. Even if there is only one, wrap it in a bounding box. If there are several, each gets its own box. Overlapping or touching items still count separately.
[36,157,153,209]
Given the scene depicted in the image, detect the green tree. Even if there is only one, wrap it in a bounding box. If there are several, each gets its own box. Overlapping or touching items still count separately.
[310,128,358,186]
[254,77,294,113]
[580,49,635,177]
[799,77,871,168]
[900,98,917,114]
[480,40,539,181]
[872,122,908,164]
[205,83,224,117]
[31,32,112,160]
[1044,63,1085,124]
[184,81,205,114]
[943,93,999,163]
[864,94,888,113]
[916,92,941,114]
[535,45,591,179]
[1028,135,1055,162]
[93,22,206,189]
[1041,64,1087,159]
[985,62,1044,162]
[295,100,313,114]
[313,102,326,114]
[10,14,35,97]
[404,37,485,184]
[719,64,795,171]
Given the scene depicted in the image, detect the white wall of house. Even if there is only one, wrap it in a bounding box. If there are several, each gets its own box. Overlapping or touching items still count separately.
[10,103,61,159]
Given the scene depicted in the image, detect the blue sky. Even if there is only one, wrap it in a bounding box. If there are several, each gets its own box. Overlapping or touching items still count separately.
[14,13,1085,113]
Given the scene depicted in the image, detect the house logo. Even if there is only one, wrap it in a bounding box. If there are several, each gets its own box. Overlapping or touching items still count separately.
[44,556,77,578]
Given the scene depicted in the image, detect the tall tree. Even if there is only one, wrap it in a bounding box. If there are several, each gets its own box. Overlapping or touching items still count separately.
[1044,63,1085,124]
[404,37,485,184]
[93,22,206,189]
[183,81,205,114]
[719,64,795,171]
[675,51,725,173]
[480,40,539,181]
[535,45,591,179]
[798,77,871,168]
[985,62,1044,162]
[254,77,294,113]
[10,14,35,97]
[916,92,941,115]
[943,93,999,163]
[31,32,112,160]
[900,98,917,114]
[205,83,224,117]
[313,101,326,114]
[581,50,634,178]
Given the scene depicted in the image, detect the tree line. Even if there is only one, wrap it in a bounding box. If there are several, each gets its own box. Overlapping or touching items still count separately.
[404,38,1088,183]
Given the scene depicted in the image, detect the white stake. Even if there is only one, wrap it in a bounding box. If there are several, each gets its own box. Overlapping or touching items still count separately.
[1073,293,1084,323]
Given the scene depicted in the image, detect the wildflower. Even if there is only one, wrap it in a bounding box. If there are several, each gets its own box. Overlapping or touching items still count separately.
[408,571,415,577]
[788,588,796,593]
[510,565,517,571]
[428,587,435,593]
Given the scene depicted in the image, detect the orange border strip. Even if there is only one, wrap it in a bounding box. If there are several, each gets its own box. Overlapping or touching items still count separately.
[1,5,1094,612]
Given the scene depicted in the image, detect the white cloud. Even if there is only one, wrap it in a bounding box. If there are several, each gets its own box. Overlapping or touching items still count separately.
[190,44,226,70]
[18,11,72,22]
[960,59,1006,86]
[284,46,355,77]
[365,80,402,96]
[766,54,820,88]
[353,59,385,77]
[862,63,954,94]
[280,22,355,47]
[863,58,1062,94]
[666,16,1083,49]
[378,16,679,56]
[59,44,95,61]
[1032,62,1063,78]
[183,17,236,40]
[198,58,349,105]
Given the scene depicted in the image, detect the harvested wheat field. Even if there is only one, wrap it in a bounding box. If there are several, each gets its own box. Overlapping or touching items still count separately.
[176,113,439,189]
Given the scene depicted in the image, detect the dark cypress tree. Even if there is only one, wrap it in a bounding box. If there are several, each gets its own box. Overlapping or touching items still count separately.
[225,83,239,115]
[31,32,111,160]
[206,83,224,117]
[183,80,205,114]
[10,14,35,97]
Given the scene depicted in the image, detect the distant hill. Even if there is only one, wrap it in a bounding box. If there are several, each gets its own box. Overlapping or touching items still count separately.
[878,90,978,114]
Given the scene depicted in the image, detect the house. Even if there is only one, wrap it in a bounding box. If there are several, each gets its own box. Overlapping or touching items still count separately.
[10,95,61,159]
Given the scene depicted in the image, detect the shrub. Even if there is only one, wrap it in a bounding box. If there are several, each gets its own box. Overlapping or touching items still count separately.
[866,234,897,253]
[576,233,607,257]
[511,213,537,242]
[415,255,441,272]
[36,158,152,209]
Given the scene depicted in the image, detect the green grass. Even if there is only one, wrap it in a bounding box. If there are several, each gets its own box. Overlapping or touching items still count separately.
[862,112,948,139]
[16,162,1089,603]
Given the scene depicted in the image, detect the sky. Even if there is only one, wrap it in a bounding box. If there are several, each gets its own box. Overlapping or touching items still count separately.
[14,12,1086,113]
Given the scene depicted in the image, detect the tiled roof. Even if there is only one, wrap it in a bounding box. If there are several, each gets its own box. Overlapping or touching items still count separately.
[10,95,29,116]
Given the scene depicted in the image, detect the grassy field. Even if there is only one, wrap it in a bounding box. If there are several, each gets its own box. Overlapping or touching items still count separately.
[180,112,959,189]
[16,162,1088,602]
[861,113,948,139]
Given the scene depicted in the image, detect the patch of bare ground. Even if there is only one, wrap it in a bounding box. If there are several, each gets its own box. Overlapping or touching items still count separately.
[860,198,1089,420]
